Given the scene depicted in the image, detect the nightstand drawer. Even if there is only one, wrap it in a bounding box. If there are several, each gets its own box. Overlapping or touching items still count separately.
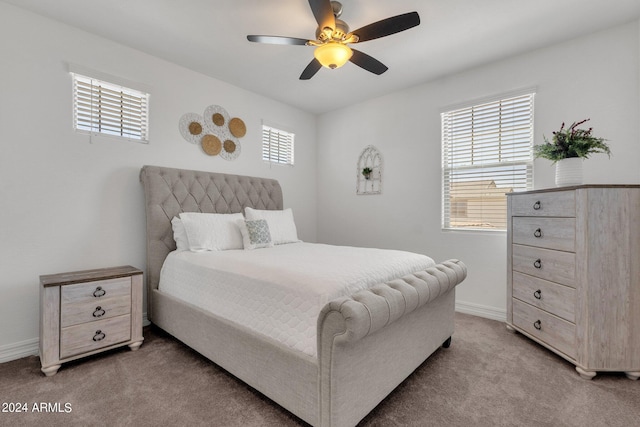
[60,314,131,359]
[510,191,575,217]
[512,217,575,252]
[512,299,576,359]
[513,272,575,322]
[61,295,131,328]
[512,244,575,287]
[61,277,131,304]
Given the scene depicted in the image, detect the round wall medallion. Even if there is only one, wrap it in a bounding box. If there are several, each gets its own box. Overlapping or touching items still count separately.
[204,105,230,130]
[201,134,222,156]
[229,118,246,138]
[212,113,225,127]
[223,140,236,153]
[181,105,243,160]
[179,112,205,144]
[188,122,203,135]
[219,133,241,161]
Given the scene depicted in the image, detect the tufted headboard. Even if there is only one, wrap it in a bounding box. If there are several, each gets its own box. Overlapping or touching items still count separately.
[139,165,283,320]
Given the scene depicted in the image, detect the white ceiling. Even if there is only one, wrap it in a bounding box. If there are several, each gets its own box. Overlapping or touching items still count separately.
[6,0,640,114]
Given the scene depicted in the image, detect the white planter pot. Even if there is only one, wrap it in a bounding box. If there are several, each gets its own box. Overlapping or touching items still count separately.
[555,157,583,187]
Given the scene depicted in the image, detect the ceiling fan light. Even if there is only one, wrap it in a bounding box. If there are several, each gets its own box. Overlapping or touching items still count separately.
[314,42,353,69]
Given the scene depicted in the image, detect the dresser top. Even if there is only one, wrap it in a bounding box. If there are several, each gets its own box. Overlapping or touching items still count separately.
[507,184,639,196]
[40,265,142,287]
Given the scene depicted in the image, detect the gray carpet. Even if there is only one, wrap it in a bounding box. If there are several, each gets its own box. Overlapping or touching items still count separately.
[1,313,638,427]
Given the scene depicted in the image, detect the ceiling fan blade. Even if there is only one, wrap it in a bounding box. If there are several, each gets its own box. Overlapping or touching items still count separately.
[349,49,388,75]
[351,12,420,43]
[300,58,322,80]
[308,0,335,32]
[247,35,310,46]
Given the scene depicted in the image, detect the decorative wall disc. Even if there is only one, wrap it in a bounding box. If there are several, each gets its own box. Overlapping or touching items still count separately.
[179,113,205,144]
[212,113,225,126]
[224,140,236,153]
[219,132,241,161]
[189,122,203,135]
[204,105,230,131]
[229,117,246,138]
[201,134,222,156]
[179,105,245,161]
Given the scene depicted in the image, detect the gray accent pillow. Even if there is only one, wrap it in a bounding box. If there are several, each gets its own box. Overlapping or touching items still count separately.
[238,219,274,250]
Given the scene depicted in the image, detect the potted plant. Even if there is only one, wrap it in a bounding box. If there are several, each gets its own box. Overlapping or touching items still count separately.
[534,119,611,186]
[362,167,373,180]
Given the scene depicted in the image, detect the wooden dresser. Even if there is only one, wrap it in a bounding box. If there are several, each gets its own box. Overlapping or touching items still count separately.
[39,265,144,376]
[506,185,640,380]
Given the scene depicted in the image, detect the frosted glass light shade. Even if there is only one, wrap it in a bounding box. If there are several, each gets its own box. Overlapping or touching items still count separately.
[314,43,353,69]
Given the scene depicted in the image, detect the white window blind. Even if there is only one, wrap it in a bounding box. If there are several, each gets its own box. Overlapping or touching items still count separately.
[262,125,294,165]
[442,92,534,231]
[72,73,149,142]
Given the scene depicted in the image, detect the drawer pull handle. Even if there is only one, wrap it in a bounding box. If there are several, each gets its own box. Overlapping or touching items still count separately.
[534,289,542,299]
[534,259,542,269]
[534,320,542,330]
[534,228,542,238]
[533,201,541,210]
[92,330,106,342]
[93,286,106,298]
[92,306,106,318]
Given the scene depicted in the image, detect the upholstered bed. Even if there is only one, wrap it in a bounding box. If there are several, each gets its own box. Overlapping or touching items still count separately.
[140,165,467,427]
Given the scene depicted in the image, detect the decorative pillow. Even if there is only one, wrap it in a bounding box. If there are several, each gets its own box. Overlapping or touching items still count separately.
[171,216,189,251]
[244,207,300,245]
[178,212,244,251]
[237,219,274,250]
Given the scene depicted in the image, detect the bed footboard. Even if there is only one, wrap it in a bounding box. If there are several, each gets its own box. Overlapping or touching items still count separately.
[317,259,467,427]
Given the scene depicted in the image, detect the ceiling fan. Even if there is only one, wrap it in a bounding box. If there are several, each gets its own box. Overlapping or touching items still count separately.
[247,0,420,80]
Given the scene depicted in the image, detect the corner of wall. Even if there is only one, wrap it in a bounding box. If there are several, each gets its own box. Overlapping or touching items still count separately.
[456,301,507,322]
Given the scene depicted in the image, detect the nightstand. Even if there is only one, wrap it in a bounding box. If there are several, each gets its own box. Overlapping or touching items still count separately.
[39,265,144,376]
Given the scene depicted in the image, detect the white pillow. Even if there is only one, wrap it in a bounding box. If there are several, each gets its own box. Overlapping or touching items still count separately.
[178,212,244,251]
[171,216,189,251]
[244,207,300,245]
[237,218,274,250]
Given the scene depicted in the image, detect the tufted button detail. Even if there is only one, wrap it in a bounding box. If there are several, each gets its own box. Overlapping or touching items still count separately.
[319,260,467,343]
[140,165,284,292]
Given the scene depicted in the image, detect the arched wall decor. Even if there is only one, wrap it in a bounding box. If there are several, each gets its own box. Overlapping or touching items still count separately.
[357,145,383,195]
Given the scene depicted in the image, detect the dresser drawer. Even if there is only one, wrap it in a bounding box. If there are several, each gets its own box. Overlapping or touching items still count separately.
[512,244,575,287]
[512,217,575,252]
[512,272,575,322]
[510,191,575,217]
[512,299,576,359]
[61,295,131,328]
[60,314,131,359]
[61,277,131,304]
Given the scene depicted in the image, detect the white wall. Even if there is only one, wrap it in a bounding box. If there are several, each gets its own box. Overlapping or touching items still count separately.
[2,2,639,362]
[0,3,317,358]
[317,21,640,320]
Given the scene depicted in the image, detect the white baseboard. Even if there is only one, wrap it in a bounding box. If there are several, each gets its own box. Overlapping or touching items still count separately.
[0,337,39,364]
[456,300,506,322]
[0,313,150,364]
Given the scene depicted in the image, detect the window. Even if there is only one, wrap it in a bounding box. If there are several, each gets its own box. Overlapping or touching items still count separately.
[72,73,149,142]
[441,92,534,231]
[262,124,294,165]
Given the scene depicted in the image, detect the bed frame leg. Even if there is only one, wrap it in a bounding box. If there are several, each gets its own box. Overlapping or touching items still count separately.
[442,337,452,348]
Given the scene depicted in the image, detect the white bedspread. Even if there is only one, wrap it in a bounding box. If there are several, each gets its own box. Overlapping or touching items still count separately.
[159,242,434,357]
